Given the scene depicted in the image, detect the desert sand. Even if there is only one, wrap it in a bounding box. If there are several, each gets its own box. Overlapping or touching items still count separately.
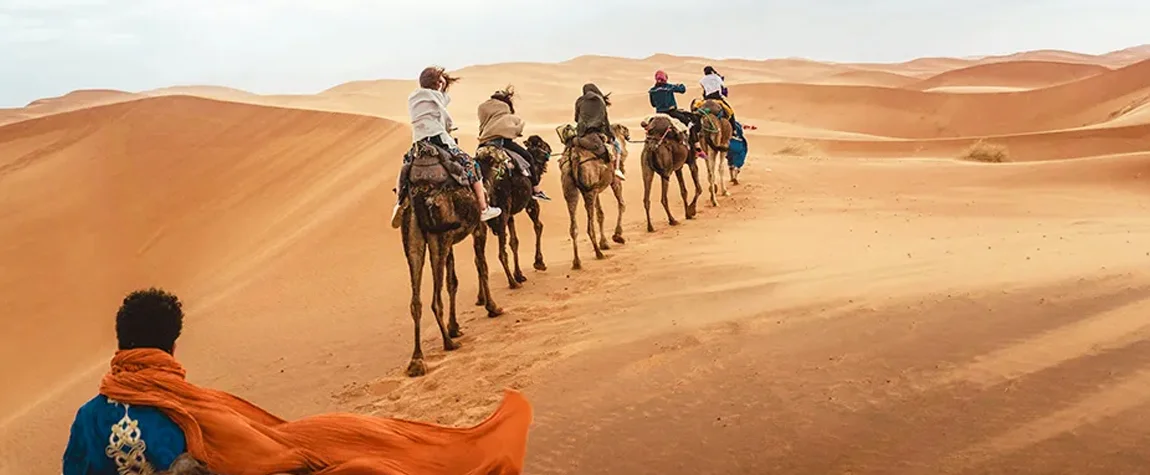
[2,44,1150,474]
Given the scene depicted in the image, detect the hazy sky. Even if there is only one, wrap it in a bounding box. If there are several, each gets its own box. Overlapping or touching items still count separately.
[1,0,1147,107]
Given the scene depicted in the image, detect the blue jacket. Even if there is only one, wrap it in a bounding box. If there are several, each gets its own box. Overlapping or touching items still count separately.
[648,83,687,112]
[727,120,748,168]
[63,394,187,475]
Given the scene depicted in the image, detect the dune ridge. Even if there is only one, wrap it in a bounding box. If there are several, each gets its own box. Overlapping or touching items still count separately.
[909,60,1111,91]
[3,45,1150,475]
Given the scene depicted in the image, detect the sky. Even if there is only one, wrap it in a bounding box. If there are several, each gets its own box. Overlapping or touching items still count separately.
[1,0,1147,107]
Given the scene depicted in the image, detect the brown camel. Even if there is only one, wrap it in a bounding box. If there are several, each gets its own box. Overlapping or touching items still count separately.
[474,135,552,289]
[401,140,502,377]
[693,99,734,207]
[640,115,702,232]
[604,123,631,246]
[557,126,617,270]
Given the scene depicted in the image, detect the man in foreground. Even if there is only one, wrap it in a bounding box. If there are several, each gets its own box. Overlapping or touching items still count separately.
[63,288,533,475]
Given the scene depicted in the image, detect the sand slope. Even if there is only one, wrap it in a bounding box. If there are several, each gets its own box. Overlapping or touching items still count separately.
[3,46,1150,475]
[0,89,140,127]
[910,60,1110,91]
[0,95,407,419]
[729,58,1150,140]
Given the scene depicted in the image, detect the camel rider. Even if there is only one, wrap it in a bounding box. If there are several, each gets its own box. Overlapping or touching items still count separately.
[573,83,626,181]
[392,66,502,228]
[699,66,737,129]
[477,88,551,201]
[648,70,699,151]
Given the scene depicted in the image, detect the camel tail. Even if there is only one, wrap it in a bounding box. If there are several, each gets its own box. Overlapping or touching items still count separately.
[569,159,593,193]
[644,144,667,178]
[413,195,461,234]
[706,134,729,153]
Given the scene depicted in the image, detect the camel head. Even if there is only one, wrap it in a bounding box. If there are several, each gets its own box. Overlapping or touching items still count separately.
[611,124,631,143]
[524,135,552,177]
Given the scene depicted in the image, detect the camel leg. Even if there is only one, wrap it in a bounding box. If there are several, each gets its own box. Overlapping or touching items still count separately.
[661,175,678,226]
[508,214,527,284]
[427,238,459,352]
[686,159,702,219]
[643,159,655,233]
[527,199,546,271]
[596,192,610,251]
[610,179,626,244]
[566,183,582,270]
[675,168,692,221]
[494,212,518,289]
[403,221,428,377]
[706,151,719,207]
[446,249,462,338]
[718,151,731,197]
[475,223,487,307]
[585,192,605,260]
[473,225,503,318]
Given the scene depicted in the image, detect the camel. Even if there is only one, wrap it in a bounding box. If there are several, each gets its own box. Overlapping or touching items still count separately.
[640,115,702,232]
[400,140,502,377]
[693,99,734,207]
[604,123,631,245]
[556,125,619,270]
[474,135,552,289]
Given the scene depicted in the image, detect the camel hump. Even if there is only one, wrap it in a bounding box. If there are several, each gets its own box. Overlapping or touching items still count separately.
[409,141,469,188]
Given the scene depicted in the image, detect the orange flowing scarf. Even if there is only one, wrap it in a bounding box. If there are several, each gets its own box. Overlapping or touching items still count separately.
[99,349,532,475]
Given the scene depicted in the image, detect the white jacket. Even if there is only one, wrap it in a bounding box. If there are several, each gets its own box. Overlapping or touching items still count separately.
[407,88,457,147]
[699,73,724,96]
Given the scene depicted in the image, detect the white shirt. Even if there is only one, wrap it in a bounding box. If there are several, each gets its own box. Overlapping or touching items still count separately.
[699,73,724,96]
[407,88,457,147]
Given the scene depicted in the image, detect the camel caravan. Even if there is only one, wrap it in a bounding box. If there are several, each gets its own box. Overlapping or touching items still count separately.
[59,66,749,475]
[393,66,746,377]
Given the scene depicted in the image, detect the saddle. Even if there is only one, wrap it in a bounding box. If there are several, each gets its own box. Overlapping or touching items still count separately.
[642,114,688,137]
[407,140,469,188]
[476,141,516,182]
[690,98,733,119]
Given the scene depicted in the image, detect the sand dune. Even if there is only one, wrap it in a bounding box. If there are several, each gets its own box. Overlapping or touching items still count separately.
[0,94,407,419]
[910,60,1110,91]
[812,69,921,88]
[4,46,1150,474]
[0,89,139,126]
[730,58,1150,140]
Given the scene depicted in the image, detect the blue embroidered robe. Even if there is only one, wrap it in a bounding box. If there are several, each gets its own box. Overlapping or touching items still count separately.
[62,394,187,475]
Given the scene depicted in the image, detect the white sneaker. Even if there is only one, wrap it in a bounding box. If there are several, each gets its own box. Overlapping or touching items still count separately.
[480,206,503,221]
[614,169,626,181]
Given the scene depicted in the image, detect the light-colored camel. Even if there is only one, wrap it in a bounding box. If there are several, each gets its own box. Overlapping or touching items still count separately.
[694,99,734,206]
[400,141,502,377]
[640,115,702,232]
[557,127,618,270]
[604,123,631,246]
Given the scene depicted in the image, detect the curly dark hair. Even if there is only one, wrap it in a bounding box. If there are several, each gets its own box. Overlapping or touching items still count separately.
[115,287,184,353]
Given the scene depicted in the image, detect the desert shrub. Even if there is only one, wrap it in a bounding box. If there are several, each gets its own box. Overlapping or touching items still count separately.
[960,139,1009,163]
[774,139,820,157]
